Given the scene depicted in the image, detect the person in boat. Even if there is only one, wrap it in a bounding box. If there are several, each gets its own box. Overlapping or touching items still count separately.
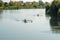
[37,14,39,16]
[23,19,27,23]
[23,19,33,23]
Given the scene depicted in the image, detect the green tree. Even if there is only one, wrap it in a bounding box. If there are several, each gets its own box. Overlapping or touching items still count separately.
[39,1,44,6]
[45,2,51,14]
[9,1,14,6]
[4,2,8,7]
[32,1,39,8]
[13,1,20,6]
[39,1,45,8]
[0,0,3,6]
[19,1,24,6]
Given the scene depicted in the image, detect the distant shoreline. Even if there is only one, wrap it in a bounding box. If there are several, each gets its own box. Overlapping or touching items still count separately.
[0,7,45,10]
[0,0,45,10]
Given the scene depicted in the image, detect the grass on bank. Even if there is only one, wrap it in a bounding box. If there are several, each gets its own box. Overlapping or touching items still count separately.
[0,6,45,10]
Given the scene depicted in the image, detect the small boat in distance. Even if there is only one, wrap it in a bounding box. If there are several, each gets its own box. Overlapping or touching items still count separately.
[23,19,33,23]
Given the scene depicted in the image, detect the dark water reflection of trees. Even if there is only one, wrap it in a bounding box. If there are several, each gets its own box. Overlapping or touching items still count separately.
[47,15,60,34]
[0,10,3,20]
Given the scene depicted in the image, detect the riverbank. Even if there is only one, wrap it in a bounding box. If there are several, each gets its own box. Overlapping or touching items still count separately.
[0,6,45,10]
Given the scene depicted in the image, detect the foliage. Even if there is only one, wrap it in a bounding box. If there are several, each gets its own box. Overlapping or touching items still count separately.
[46,0,60,16]
[0,0,3,6]
[0,0,45,9]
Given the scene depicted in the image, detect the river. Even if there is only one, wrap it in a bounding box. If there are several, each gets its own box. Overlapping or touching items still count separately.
[0,9,60,40]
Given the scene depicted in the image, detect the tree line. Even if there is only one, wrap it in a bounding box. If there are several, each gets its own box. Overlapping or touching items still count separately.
[0,0,45,9]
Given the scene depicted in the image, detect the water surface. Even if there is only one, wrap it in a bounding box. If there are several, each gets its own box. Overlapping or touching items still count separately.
[0,9,60,40]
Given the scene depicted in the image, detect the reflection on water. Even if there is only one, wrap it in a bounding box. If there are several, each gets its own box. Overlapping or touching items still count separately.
[51,28,60,34]
[0,10,3,20]
[50,17,58,26]
[48,13,60,34]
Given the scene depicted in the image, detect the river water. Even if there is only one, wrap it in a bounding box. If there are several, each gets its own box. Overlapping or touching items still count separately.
[0,9,60,40]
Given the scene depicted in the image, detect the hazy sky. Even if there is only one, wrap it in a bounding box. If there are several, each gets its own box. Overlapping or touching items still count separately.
[2,0,53,3]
